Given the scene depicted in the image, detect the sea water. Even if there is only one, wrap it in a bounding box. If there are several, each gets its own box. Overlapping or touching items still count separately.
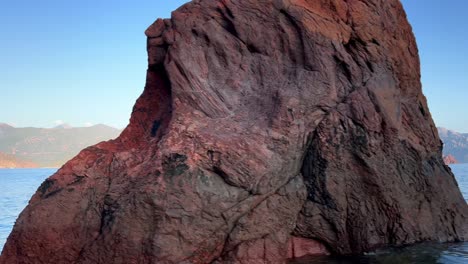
[0,166,467,262]
[0,168,56,251]
[452,164,468,204]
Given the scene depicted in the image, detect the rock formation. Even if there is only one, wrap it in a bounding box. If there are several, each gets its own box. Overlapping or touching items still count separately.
[443,154,458,165]
[2,0,467,263]
[438,127,468,163]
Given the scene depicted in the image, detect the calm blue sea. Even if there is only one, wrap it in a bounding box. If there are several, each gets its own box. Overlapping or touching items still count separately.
[0,168,56,251]
[452,164,468,204]
[0,166,467,262]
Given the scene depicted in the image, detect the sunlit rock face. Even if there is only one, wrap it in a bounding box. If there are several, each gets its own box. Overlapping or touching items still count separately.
[1,0,467,263]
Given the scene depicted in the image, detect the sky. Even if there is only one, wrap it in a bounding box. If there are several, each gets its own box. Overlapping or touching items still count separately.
[401,0,468,133]
[0,0,467,132]
[0,0,189,129]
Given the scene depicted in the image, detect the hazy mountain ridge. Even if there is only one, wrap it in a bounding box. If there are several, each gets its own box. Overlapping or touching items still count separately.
[0,151,37,168]
[438,127,468,163]
[0,124,121,167]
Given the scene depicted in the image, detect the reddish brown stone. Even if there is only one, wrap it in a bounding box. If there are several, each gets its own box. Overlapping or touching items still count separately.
[1,0,467,263]
[287,236,330,259]
[444,154,459,165]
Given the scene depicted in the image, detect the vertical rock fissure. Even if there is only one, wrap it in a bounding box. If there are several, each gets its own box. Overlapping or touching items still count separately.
[300,130,337,210]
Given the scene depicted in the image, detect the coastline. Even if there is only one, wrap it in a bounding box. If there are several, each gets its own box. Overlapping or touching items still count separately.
[0,167,60,170]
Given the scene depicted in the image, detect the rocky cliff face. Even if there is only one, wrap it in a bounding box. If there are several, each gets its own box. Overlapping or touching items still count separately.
[1,0,467,263]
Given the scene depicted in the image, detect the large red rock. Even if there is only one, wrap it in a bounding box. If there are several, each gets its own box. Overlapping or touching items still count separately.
[1,0,467,263]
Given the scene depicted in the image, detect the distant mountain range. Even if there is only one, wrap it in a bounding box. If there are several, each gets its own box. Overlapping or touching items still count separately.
[0,124,465,167]
[438,127,468,164]
[0,151,37,168]
[0,123,121,168]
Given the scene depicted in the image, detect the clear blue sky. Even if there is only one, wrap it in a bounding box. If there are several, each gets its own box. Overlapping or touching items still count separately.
[402,0,468,133]
[0,1,467,132]
[0,0,189,129]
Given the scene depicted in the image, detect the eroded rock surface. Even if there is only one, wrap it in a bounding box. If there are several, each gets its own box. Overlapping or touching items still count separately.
[1,0,467,263]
